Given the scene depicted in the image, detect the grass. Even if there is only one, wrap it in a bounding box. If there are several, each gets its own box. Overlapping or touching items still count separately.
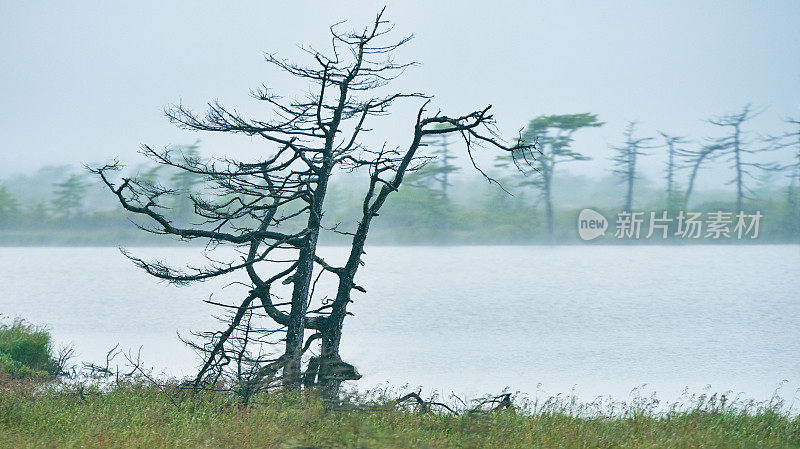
[0,319,60,380]
[1,320,798,448]
[0,380,798,448]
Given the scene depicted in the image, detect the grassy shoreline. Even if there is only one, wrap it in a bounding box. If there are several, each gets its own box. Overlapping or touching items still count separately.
[2,286,798,448]
[1,380,799,448]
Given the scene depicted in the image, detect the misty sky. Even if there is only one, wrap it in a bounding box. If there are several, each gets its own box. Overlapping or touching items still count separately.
[2,1,799,190]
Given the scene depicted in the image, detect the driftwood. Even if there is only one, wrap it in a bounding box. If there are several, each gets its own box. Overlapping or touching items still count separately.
[395,390,514,415]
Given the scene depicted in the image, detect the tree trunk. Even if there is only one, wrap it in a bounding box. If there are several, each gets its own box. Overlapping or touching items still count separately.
[544,180,554,235]
[685,163,700,210]
[318,217,369,399]
[285,164,333,389]
[734,127,743,212]
[625,171,634,212]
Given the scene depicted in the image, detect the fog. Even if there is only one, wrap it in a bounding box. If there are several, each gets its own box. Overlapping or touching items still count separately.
[3,6,800,436]
[2,1,799,190]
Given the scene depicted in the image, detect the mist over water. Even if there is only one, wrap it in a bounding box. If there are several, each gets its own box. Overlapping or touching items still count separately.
[2,5,800,447]
[2,245,798,403]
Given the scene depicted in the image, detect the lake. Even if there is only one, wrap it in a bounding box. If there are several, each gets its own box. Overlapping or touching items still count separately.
[1,245,799,405]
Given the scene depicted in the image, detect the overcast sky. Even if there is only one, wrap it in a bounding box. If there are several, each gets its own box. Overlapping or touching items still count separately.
[2,1,799,189]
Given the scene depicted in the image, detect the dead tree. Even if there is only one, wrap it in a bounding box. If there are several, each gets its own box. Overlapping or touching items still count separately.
[783,117,800,232]
[658,131,689,212]
[786,117,800,201]
[611,121,654,211]
[676,142,723,210]
[765,116,800,236]
[91,9,533,397]
[707,104,779,212]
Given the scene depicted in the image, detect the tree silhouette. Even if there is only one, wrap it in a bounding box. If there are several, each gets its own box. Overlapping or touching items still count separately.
[497,113,601,234]
[766,115,800,237]
[677,142,722,210]
[167,141,203,223]
[52,173,90,219]
[0,184,20,227]
[406,124,461,201]
[403,124,462,236]
[658,131,690,212]
[611,121,654,212]
[92,10,533,398]
[706,104,778,212]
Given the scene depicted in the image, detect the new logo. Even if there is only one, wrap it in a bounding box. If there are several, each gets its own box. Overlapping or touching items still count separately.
[578,208,608,241]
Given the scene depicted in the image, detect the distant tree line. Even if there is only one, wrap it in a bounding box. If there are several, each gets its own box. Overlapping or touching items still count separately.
[1,107,798,243]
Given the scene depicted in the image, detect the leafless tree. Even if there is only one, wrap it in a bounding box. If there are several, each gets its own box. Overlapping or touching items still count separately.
[784,118,800,230]
[706,104,779,212]
[611,121,654,211]
[785,117,800,196]
[765,115,800,235]
[657,131,690,211]
[91,9,533,398]
[676,142,722,210]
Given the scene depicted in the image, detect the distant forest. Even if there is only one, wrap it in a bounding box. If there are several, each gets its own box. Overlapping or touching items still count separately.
[1,110,799,245]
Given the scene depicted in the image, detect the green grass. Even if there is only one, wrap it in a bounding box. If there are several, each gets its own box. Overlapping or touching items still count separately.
[0,381,798,448]
[1,320,797,447]
[0,319,60,380]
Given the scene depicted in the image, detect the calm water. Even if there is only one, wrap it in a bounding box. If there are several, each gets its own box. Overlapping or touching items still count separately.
[1,245,799,404]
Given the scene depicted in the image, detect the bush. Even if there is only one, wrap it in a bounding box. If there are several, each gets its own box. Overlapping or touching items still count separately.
[0,319,59,380]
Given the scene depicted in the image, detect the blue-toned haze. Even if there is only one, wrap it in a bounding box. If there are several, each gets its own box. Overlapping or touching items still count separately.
[1,1,799,190]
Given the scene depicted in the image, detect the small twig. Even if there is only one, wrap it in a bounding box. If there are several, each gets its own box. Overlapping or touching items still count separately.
[123,348,183,408]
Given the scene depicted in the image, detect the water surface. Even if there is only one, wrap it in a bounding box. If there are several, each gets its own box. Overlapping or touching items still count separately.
[1,245,798,403]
